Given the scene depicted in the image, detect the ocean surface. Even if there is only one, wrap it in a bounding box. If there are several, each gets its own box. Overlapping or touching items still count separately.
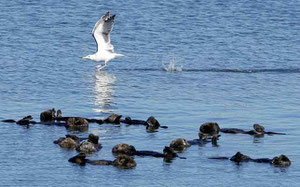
[0,0,299,186]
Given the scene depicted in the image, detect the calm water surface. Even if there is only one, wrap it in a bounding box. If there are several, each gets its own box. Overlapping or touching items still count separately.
[0,0,299,186]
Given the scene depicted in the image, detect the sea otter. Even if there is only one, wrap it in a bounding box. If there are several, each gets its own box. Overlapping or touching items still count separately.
[170,135,220,152]
[200,122,220,135]
[120,117,145,125]
[209,152,291,167]
[104,114,122,124]
[68,153,136,169]
[198,122,221,143]
[76,134,102,153]
[169,138,191,151]
[65,117,89,131]
[54,134,101,153]
[2,115,35,127]
[53,134,82,149]
[220,124,286,136]
[56,137,78,149]
[120,116,168,131]
[40,108,57,123]
[112,143,185,161]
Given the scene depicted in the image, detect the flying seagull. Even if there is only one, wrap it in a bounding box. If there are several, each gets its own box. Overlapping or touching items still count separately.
[82,11,124,70]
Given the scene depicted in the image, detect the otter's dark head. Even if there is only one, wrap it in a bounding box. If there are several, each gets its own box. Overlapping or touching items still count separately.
[253,124,265,133]
[53,137,65,144]
[145,116,160,130]
[230,152,251,163]
[66,134,80,143]
[51,108,56,118]
[163,146,177,158]
[125,117,132,121]
[271,155,291,167]
[88,134,99,144]
[56,110,62,118]
[68,153,87,165]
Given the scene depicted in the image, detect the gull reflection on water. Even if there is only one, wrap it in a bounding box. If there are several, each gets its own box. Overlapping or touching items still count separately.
[93,72,116,113]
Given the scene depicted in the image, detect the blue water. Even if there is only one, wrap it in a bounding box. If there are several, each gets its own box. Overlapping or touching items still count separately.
[1,0,300,186]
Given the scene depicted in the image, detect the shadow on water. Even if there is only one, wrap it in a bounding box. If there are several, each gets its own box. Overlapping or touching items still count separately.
[93,72,116,113]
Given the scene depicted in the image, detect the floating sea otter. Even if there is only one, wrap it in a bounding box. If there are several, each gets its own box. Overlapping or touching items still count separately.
[198,122,221,140]
[2,115,35,128]
[120,116,168,132]
[209,152,291,167]
[54,134,102,153]
[76,134,102,153]
[167,122,221,152]
[112,143,185,162]
[200,122,220,135]
[41,108,103,125]
[65,117,89,131]
[220,124,286,136]
[68,153,136,169]
[104,114,122,124]
[169,135,220,152]
[53,134,80,149]
[40,108,57,123]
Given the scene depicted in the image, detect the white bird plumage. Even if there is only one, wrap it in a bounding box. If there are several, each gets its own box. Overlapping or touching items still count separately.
[82,11,124,70]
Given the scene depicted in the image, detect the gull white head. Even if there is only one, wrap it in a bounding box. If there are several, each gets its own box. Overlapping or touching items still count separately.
[82,54,96,61]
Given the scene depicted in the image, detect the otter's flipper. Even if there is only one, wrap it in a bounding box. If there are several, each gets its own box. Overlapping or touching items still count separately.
[265,132,286,135]
[220,128,246,134]
[121,117,146,125]
[88,160,113,165]
[2,119,16,123]
[252,158,272,163]
[187,139,211,145]
[135,150,164,157]
[68,153,88,165]
[86,118,104,124]
[208,157,229,160]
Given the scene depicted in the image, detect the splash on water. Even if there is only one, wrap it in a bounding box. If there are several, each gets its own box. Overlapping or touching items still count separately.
[163,59,183,72]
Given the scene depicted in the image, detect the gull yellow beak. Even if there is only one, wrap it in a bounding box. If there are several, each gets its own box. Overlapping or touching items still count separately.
[82,56,88,59]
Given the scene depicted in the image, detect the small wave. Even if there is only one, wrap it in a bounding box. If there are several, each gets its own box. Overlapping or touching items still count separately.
[163,59,183,72]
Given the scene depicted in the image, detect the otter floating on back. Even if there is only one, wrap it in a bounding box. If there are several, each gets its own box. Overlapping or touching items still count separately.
[54,134,102,153]
[2,115,35,128]
[220,124,286,136]
[170,135,220,152]
[120,116,168,132]
[68,153,136,169]
[209,152,291,167]
[112,143,185,162]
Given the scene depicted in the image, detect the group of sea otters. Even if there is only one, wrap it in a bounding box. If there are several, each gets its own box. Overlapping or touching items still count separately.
[2,108,291,169]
